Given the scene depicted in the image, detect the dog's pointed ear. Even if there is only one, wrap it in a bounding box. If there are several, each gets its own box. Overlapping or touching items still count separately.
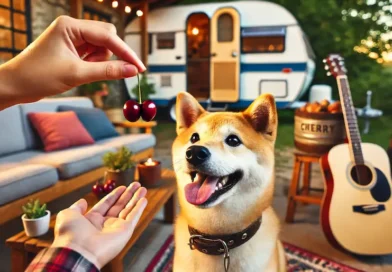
[176,92,205,135]
[243,94,278,141]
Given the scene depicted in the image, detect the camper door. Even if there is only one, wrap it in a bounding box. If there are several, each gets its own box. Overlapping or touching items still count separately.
[210,7,240,102]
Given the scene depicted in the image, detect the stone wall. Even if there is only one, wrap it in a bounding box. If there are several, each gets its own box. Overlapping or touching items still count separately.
[30,0,126,107]
[31,0,69,41]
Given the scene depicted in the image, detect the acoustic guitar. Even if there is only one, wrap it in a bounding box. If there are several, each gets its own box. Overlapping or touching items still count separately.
[320,54,392,255]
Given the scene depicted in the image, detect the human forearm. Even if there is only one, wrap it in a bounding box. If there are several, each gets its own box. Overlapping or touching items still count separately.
[0,62,26,110]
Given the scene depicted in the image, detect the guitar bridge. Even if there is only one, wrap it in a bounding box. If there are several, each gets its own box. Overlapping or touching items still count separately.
[353,204,385,215]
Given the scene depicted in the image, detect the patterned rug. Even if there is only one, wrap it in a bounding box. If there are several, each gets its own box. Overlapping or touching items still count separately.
[145,235,363,272]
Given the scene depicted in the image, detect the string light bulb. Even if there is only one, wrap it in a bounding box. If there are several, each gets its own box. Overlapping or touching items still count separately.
[125,6,131,13]
[136,10,143,17]
[112,1,118,8]
[97,0,103,2]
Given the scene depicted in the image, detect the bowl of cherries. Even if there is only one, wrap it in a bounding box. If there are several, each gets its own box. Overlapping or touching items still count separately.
[92,179,116,199]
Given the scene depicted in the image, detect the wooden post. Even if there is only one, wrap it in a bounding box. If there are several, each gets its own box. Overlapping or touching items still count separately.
[116,2,126,40]
[164,193,176,224]
[70,0,83,19]
[140,0,149,66]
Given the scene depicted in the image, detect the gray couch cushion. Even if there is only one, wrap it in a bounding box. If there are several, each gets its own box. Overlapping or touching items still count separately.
[29,145,115,180]
[96,134,156,154]
[0,150,43,165]
[0,105,27,156]
[19,97,94,149]
[0,164,58,205]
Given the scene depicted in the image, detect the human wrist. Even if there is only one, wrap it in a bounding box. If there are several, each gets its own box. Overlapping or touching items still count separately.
[0,62,21,110]
[52,238,102,269]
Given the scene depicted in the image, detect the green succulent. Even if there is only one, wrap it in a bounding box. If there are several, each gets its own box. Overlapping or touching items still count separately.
[102,146,136,171]
[22,199,47,219]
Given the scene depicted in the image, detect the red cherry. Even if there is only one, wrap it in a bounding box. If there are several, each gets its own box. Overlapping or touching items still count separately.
[141,100,157,121]
[92,184,104,195]
[123,100,141,122]
[104,183,115,193]
[106,179,116,187]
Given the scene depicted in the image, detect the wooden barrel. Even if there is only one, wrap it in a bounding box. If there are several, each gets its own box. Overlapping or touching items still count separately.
[294,109,346,155]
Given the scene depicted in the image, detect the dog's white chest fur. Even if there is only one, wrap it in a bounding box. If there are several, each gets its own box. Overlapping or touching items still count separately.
[173,207,283,272]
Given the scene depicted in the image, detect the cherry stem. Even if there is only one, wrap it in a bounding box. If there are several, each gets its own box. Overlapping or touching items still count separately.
[138,73,142,104]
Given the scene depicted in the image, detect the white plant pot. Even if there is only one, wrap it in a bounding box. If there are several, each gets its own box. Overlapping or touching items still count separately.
[22,210,51,237]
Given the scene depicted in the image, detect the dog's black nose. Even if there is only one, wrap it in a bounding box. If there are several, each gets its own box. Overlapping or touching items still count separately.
[186,146,211,166]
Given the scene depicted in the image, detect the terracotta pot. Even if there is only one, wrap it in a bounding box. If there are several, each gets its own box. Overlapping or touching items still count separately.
[105,167,136,187]
[22,210,51,237]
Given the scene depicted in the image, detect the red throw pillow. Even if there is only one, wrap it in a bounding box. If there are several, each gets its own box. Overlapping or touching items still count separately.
[28,111,95,152]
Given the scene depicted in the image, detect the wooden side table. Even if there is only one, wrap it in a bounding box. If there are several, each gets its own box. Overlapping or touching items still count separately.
[112,120,157,134]
[285,151,324,223]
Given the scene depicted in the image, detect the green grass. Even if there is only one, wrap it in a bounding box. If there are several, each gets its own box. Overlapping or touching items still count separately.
[153,122,177,141]
[153,110,392,151]
[276,110,295,150]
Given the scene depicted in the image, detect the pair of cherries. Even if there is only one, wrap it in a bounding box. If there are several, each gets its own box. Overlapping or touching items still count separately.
[123,99,157,122]
[92,179,116,196]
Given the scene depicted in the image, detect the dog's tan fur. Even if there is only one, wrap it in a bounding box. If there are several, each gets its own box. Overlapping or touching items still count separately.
[172,92,286,272]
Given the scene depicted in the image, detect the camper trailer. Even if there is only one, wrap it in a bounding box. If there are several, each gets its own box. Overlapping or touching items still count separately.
[125,1,315,120]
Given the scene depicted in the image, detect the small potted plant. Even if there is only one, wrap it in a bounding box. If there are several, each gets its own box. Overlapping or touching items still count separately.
[21,199,50,237]
[103,146,136,187]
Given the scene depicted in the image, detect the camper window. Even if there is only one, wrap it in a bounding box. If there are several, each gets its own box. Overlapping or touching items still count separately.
[161,75,172,87]
[157,32,175,49]
[217,13,233,42]
[241,26,285,53]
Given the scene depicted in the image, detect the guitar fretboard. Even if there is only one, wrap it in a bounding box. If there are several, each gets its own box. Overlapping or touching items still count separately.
[337,76,364,165]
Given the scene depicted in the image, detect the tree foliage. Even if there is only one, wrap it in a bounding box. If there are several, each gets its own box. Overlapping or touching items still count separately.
[178,0,392,110]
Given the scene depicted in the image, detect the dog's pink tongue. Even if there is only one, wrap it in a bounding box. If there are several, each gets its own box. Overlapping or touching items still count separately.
[185,176,219,205]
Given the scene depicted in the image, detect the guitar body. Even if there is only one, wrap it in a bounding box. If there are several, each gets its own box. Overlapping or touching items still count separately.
[321,142,392,255]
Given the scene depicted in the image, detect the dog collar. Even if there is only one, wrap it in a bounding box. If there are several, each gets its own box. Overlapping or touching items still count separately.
[187,216,262,256]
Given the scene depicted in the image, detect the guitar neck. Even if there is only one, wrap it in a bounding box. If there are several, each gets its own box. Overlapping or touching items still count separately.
[336,75,364,165]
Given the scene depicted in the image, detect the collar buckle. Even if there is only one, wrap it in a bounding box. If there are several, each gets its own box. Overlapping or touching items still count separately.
[188,235,231,271]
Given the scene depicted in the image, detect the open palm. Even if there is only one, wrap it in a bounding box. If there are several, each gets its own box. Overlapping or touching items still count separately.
[53,182,147,269]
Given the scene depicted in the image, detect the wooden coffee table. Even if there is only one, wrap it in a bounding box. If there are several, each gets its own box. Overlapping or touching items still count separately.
[6,169,177,272]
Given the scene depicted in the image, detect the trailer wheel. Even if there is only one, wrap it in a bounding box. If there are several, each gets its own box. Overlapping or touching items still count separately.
[168,100,176,122]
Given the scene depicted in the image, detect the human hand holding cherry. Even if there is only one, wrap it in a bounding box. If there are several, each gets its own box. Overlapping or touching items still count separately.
[123,74,157,122]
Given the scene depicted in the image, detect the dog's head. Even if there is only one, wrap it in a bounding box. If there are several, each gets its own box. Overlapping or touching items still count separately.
[172,92,277,227]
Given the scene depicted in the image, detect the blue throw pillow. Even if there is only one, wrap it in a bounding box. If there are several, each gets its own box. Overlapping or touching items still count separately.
[57,105,119,141]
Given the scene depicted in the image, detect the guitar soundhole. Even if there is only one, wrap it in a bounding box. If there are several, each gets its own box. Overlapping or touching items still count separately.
[350,164,373,186]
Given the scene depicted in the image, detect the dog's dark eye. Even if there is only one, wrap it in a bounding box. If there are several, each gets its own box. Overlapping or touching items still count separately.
[190,133,200,143]
[225,135,242,147]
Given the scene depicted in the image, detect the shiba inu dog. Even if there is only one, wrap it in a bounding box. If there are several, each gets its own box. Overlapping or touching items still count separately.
[172,92,286,272]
